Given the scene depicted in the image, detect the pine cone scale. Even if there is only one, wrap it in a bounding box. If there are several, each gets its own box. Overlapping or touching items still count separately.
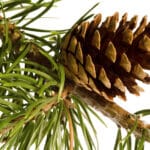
[104,41,117,63]
[98,67,111,89]
[138,35,150,52]
[119,53,131,72]
[80,21,89,39]
[76,42,83,64]
[91,29,101,50]
[68,36,77,53]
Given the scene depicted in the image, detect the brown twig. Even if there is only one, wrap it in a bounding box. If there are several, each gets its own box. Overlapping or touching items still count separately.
[71,85,150,142]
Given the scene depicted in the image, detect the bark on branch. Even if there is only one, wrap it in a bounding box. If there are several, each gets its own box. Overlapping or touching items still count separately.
[70,85,150,142]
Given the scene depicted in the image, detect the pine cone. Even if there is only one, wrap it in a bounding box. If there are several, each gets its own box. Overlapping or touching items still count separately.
[60,12,150,101]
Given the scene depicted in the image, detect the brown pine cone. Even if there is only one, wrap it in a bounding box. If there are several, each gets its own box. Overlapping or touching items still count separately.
[60,12,150,101]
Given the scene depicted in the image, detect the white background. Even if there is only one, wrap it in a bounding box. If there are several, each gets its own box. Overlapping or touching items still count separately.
[45,0,150,149]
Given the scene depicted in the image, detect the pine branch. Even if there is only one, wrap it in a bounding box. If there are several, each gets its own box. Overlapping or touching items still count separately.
[1,0,150,149]
[1,15,149,145]
[70,85,150,142]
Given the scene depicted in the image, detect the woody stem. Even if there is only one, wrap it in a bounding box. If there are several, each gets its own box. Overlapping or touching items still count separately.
[70,85,150,143]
